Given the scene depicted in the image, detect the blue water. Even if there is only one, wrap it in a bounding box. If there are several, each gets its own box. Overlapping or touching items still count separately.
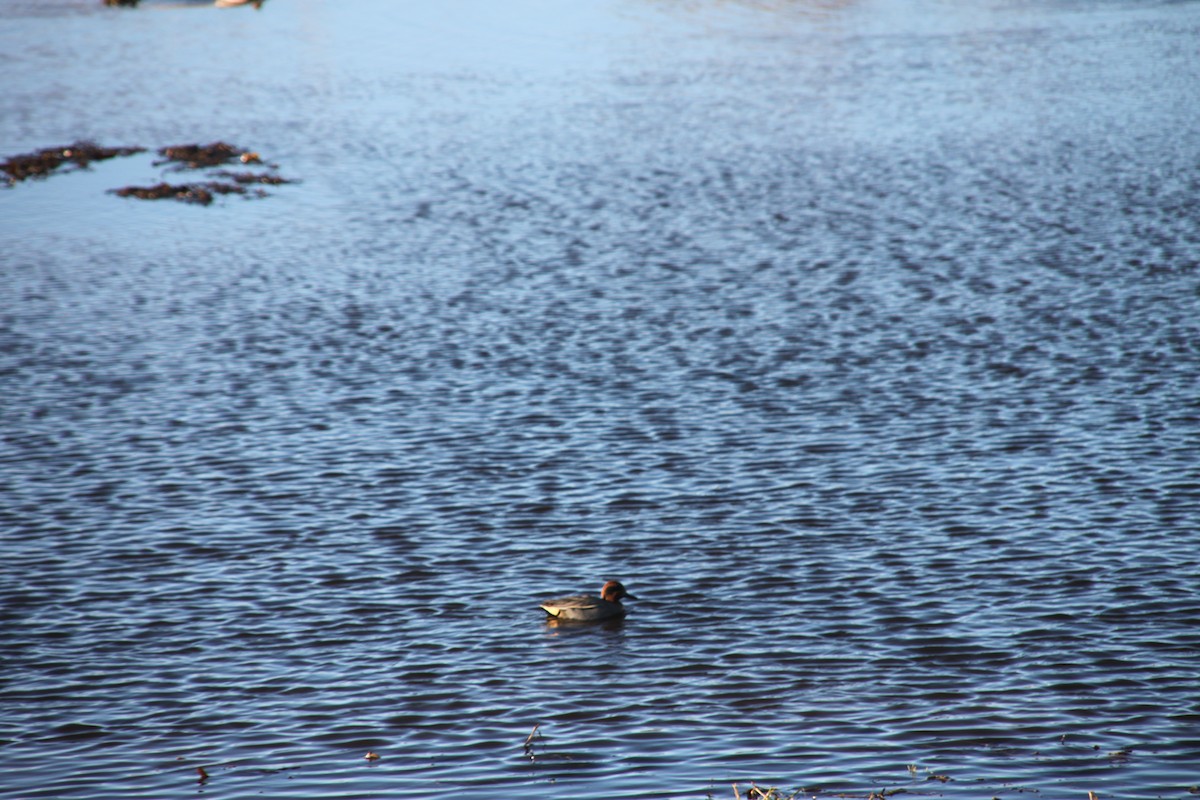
[2,1,1199,798]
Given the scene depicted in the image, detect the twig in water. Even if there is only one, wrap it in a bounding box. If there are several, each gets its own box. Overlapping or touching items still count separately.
[523,723,542,761]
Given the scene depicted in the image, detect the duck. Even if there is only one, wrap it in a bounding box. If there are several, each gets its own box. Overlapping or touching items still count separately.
[539,580,637,622]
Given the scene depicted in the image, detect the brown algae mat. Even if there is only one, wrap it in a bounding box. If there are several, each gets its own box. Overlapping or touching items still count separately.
[1,141,146,183]
[2,140,292,204]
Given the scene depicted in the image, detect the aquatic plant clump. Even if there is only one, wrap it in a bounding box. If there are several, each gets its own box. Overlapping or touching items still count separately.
[1,139,294,204]
[155,141,261,170]
[109,181,250,206]
[104,141,289,202]
[1,141,145,184]
[209,170,291,185]
[112,141,289,202]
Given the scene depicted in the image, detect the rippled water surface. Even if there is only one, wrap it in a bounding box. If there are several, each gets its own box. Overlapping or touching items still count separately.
[2,1,1199,798]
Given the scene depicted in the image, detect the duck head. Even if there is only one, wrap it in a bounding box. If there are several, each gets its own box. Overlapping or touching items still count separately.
[601,580,637,603]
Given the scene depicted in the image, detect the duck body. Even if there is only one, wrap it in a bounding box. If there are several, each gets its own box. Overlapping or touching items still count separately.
[540,580,637,622]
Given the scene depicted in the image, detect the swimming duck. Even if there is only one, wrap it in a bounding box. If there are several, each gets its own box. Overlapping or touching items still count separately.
[540,580,637,622]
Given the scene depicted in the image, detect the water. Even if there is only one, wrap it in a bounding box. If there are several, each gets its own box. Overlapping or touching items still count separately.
[2,1,1199,798]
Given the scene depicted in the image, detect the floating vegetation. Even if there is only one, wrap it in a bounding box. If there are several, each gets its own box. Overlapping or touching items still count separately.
[113,141,291,204]
[1,141,145,184]
[523,723,542,762]
[2,139,295,205]
[156,141,260,170]
[520,722,581,766]
[210,169,292,186]
[722,785,914,800]
[110,181,251,206]
[105,140,291,204]
[731,784,801,800]
[716,768,1115,800]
